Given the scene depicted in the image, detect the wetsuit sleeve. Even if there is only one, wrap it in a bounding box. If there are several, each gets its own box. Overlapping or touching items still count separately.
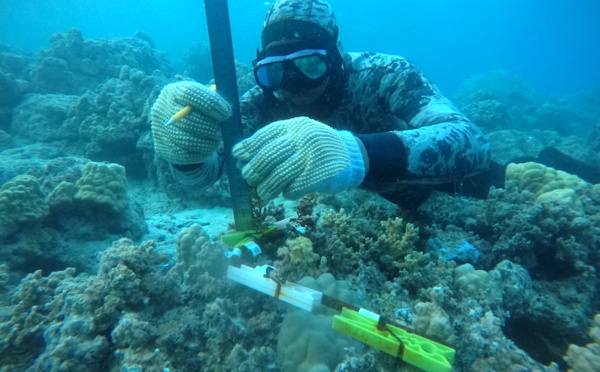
[356,61,490,187]
[167,152,223,188]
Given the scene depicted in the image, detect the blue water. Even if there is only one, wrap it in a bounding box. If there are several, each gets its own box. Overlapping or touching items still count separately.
[1,0,599,96]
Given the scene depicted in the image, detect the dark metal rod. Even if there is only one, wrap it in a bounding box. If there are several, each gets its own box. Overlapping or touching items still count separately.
[204,0,254,231]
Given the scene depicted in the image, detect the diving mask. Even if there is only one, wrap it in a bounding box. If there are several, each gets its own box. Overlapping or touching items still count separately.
[254,49,329,90]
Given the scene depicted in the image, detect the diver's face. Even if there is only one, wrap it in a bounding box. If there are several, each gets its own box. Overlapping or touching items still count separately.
[254,42,331,105]
[274,75,329,105]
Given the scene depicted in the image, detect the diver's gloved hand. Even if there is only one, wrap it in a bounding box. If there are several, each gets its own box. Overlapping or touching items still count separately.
[151,81,231,164]
[232,116,366,200]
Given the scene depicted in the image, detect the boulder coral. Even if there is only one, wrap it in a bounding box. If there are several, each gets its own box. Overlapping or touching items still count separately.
[0,175,48,240]
[174,224,227,283]
[176,223,211,270]
[33,28,170,95]
[506,161,588,207]
[453,263,490,295]
[74,161,128,214]
[278,273,362,372]
[10,93,79,142]
[564,314,600,372]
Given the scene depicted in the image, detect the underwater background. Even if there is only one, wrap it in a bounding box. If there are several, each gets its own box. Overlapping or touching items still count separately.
[3,0,600,96]
[1,0,600,371]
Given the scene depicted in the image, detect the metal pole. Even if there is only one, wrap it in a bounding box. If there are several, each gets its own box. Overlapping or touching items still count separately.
[204,0,254,231]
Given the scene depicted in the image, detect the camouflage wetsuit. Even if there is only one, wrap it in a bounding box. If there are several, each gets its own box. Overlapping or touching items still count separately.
[239,52,491,201]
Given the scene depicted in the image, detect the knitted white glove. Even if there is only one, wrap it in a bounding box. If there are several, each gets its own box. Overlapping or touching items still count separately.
[151,81,230,164]
[232,116,366,200]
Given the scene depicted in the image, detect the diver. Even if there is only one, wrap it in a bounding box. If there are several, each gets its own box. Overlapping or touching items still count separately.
[150,0,598,208]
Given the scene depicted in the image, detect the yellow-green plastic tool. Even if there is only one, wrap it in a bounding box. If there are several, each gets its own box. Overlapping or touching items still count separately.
[332,307,455,372]
[220,226,279,248]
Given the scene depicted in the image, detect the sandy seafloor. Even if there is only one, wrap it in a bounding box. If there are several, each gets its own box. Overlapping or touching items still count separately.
[1,29,600,372]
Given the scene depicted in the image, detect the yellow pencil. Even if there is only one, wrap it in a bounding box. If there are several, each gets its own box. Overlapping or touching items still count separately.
[164,105,193,126]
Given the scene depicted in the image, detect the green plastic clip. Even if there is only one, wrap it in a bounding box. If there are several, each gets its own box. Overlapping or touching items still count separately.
[220,226,279,249]
[220,230,257,248]
[332,308,455,372]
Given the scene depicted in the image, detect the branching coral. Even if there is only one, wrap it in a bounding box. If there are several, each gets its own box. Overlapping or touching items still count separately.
[379,216,420,259]
[320,208,366,250]
[279,236,318,263]
[315,205,428,288]
[276,236,322,281]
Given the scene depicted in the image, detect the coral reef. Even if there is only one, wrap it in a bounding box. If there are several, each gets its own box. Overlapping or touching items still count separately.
[183,42,214,84]
[278,273,363,372]
[74,161,128,214]
[0,175,48,240]
[6,28,171,179]
[417,182,600,369]
[1,24,600,372]
[0,239,173,371]
[278,311,350,372]
[316,202,425,284]
[176,223,211,269]
[45,181,78,210]
[564,314,600,372]
[0,50,30,131]
[506,161,588,207]
[10,93,79,142]
[455,70,599,145]
[174,223,227,281]
[73,67,164,168]
[453,263,490,295]
[32,28,170,95]
[454,69,541,132]
[276,236,322,281]
[2,151,598,372]
[0,159,147,277]
[485,129,600,166]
